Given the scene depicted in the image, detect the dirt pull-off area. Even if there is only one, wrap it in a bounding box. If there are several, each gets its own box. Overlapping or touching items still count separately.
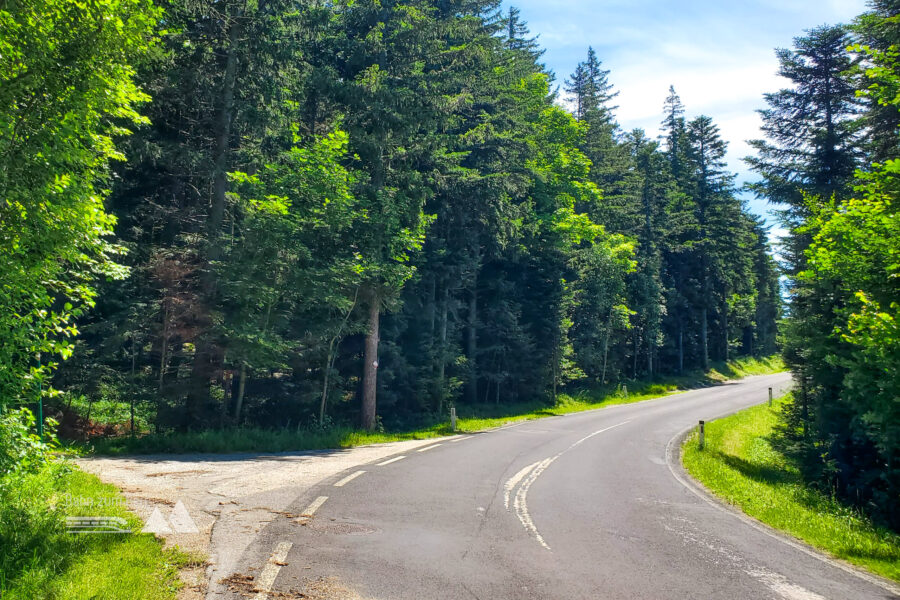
[76,438,441,599]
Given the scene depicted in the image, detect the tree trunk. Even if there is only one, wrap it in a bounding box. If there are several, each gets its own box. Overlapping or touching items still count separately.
[435,285,449,414]
[186,10,243,425]
[633,328,639,379]
[222,369,233,426]
[678,324,684,374]
[701,307,709,370]
[601,325,611,385]
[234,362,247,424]
[361,293,380,431]
[320,289,358,424]
[130,334,136,436]
[466,283,477,405]
[722,305,729,362]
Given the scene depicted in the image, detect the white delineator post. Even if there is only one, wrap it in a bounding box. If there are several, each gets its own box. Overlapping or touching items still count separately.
[768,387,773,407]
[450,407,457,432]
[698,420,705,450]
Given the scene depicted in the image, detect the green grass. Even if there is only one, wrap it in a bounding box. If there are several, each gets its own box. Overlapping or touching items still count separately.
[682,395,900,583]
[85,355,785,455]
[0,464,200,599]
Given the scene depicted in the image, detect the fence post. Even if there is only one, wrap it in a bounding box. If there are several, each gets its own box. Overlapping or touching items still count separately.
[450,407,457,432]
[698,420,705,451]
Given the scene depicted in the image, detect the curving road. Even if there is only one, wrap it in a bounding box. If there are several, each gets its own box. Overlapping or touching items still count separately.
[222,373,900,600]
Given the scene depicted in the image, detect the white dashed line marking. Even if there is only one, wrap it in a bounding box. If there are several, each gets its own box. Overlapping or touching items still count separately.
[334,471,366,487]
[449,436,471,443]
[296,496,328,523]
[252,541,293,600]
[377,456,406,466]
[417,444,442,452]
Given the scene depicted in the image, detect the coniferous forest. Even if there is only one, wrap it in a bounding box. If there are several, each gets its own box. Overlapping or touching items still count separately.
[1,0,898,531]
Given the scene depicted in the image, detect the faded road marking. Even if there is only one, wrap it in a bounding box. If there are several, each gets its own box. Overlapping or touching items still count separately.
[252,541,293,600]
[377,456,406,466]
[504,462,540,509]
[514,457,557,549]
[449,436,471,443]
[748,569,827,600]
[334,471,366,487]
[296,496,328,523]
[417,444,442,453]
[504,420,633,550]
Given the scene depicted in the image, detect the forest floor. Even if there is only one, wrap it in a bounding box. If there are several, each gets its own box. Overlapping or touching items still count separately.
[682,395,900,584]
[84,355,785,456]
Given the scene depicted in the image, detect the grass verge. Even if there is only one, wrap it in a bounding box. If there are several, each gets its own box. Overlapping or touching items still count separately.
[682,394,900,583]
[85,355,785,455]
[0,462,199,599]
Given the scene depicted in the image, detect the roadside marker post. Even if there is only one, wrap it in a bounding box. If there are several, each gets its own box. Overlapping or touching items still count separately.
[698,420,705,450]
[450,407,457,432]
[768,387,773,407]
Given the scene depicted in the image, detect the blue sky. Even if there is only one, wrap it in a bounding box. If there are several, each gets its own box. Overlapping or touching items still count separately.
[502,0,868,233]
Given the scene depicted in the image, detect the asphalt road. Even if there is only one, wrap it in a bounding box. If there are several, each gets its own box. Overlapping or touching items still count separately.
[223,373,900,600]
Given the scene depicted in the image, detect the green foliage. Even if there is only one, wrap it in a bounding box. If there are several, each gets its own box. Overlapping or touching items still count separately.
[761,4,900,529]
[0,408,56,476]
[0,0,158,403]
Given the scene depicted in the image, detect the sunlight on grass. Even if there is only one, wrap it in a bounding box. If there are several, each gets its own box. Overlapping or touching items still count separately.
[1,466,197,599]
[683,396,900,583]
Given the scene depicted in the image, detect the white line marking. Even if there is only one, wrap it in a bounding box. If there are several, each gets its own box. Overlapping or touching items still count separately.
[514,457,557,549]
[334,471,366,487]
[377,456,406,466]
[449,436,472,443]
[296,496,328,523]
[417,443,442,452]
[252,541,293,600]
[504,420,633,550]
[504,462,540,509]
[748,569,827,600]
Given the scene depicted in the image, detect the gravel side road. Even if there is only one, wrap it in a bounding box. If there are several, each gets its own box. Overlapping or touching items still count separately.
[76,437,444,598]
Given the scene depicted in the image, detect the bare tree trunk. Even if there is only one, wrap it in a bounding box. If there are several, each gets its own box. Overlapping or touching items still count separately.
[633,328,639,379]
[320,290,358,424]
[131,333,137,436]
[158,302,169,392]
[466,284,477,405]
[701,307,709,370]
[601,327,611,385]
[221,369,233,425]
[678,324,684,374]
[435,285,449,414]
[361,293,380,431]
[234,363,247,424]
[722,305,729,362]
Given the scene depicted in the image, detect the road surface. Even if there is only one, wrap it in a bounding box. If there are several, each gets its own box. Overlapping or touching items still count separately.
[219,373,899,600]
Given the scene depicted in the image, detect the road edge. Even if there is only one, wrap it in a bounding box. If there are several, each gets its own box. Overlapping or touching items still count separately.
[665,402,900,597]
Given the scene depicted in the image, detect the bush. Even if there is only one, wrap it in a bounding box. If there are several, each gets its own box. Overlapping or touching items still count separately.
[0,407,56,476]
